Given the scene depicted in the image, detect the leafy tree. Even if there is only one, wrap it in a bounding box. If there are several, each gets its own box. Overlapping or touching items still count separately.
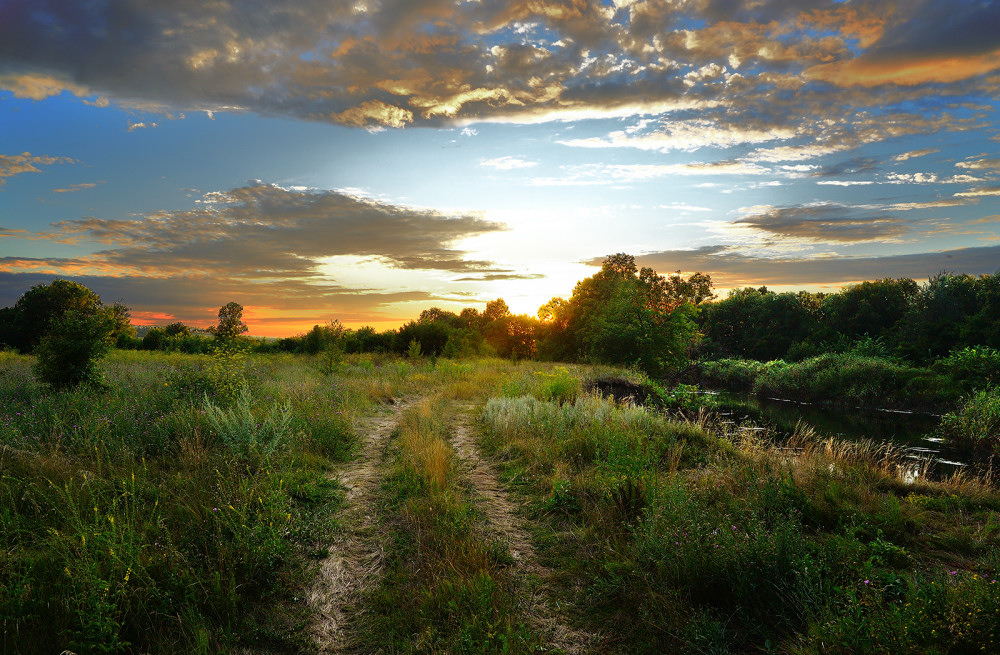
[33,309,116,388]
[820,277,918,343]
[701,287,816,361]
[897,273,980,361]
[164,322,191,337]
[213,302,249,340]
[0,280,105,353]
[483,298,511,322]
[542,254,705,375]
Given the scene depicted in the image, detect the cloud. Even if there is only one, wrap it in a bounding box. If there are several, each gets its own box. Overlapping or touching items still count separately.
[0,0,995,143]
[0,152,75,185]
[480,156,539,170]
[806,1,1000,86]
[53,182,101,194]
[453,273,545,281]
[627,244,1000,288]
[29,183,506,276]
[0,183,514,332]
[734,203,909,243]
[0,271,435,331]
[956,157,1000,171]
[955,186,1000,198]
[894,147,940,162]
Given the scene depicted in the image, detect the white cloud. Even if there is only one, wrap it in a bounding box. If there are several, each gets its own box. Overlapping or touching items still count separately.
[479,156,539,170]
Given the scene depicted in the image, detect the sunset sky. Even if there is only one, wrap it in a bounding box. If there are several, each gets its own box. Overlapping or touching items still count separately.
[2,0,999,336]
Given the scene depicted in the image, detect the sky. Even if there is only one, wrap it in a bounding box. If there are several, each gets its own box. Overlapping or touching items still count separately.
[1,0,999,336]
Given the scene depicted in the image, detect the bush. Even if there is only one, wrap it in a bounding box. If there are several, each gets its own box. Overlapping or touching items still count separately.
[940,387,1000,459]
[934,346,1000,391]
[202,384,294,459]
[33,309,115,389]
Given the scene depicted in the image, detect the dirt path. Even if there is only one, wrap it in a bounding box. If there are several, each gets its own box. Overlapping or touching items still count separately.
[449,405,599,654]
[307,399,407,654]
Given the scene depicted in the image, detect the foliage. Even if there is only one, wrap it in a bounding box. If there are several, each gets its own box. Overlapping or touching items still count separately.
[477,374,1000,654]
[212,301,249,340]
[0,350,367,653]
[697,353,960,410]
[0,279,106,353]
[32,308,117,389]
[940,387,1000,459]
[700,287,818,361]
[933,346,1000,392]
[202,384,294,459]
[538,253,705,376]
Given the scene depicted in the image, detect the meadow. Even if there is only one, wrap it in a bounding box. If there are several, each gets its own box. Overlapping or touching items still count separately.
[2,351,999,653]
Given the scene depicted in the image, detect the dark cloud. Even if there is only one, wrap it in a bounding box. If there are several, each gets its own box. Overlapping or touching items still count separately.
[44,183,505,277]
[626,244,1000,287]
[867,0,1000,60]
[812,157,881,178]
[735,204,908,243]
[453,273,545,282]
[0,271,435,328]
[0,183,507,329]
[1,0,995,137]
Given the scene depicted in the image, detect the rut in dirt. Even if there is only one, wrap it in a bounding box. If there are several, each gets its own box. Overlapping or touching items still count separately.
[449,405,599,654]
[307,398,408,654]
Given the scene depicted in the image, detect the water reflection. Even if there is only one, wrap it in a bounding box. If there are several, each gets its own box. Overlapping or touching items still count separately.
[708,391,965,475]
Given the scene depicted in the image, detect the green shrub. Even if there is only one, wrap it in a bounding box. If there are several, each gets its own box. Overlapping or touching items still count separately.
[940,387,1000,458]
[934,346,1000,391]
[202,384,294,459]
[33,309,115,389]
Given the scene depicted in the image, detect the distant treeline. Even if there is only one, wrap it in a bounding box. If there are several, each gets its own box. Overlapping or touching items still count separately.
[4,259,999,374]
[699,273,1000,364]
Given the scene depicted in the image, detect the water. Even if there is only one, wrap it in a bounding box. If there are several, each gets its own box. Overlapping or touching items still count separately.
[707,391,965,475]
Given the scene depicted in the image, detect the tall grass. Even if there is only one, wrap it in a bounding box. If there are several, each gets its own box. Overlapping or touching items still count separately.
[477,376,1000,653]
[0,350,383,653]
[362,399,543,653]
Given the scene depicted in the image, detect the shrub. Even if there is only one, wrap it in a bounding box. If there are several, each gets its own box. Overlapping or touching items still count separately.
[202,384,294,459]
[934,346,1000,391]
[33,309,115,389]
[940,387,1000,459]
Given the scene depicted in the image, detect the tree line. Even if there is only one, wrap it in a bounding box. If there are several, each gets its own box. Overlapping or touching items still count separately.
[699,273,1000,364]
[3,255,999,389]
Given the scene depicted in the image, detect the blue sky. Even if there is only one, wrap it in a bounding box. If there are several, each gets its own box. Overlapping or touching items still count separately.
[2,0,999,335]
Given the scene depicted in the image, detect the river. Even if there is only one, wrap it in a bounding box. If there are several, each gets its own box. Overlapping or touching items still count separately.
[706,391,966,476]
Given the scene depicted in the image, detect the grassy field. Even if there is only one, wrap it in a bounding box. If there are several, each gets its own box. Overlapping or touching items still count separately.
[2,351,999,653]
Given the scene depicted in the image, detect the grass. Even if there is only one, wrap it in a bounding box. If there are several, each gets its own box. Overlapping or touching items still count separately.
[940,387,1000,460]
[0,349,400,653]
[476,379,1000,653]
[362,398,544,653]
[696,353,961,411]
[3,350,999,653]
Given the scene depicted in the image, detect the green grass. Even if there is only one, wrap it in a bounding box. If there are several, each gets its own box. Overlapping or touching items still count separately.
[476,383,1000,653]
[0,350,388,653]
[696,353,961,410]
[361,398,544,653]
[4,351,999,653]
[940,387,1000,459]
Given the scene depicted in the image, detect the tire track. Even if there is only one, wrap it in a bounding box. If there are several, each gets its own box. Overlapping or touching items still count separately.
[449,405,599,654]
[307,399,408,654]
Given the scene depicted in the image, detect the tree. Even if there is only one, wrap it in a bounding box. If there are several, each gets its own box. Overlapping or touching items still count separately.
[164,322,191,337]
[33,309,116,388]
[483,298,511,322]
[213,302,249,340]
[0,280,105,353]
[544,254,705,375]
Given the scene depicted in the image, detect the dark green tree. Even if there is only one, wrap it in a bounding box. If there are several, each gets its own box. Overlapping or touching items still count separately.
[0,280,105,353]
